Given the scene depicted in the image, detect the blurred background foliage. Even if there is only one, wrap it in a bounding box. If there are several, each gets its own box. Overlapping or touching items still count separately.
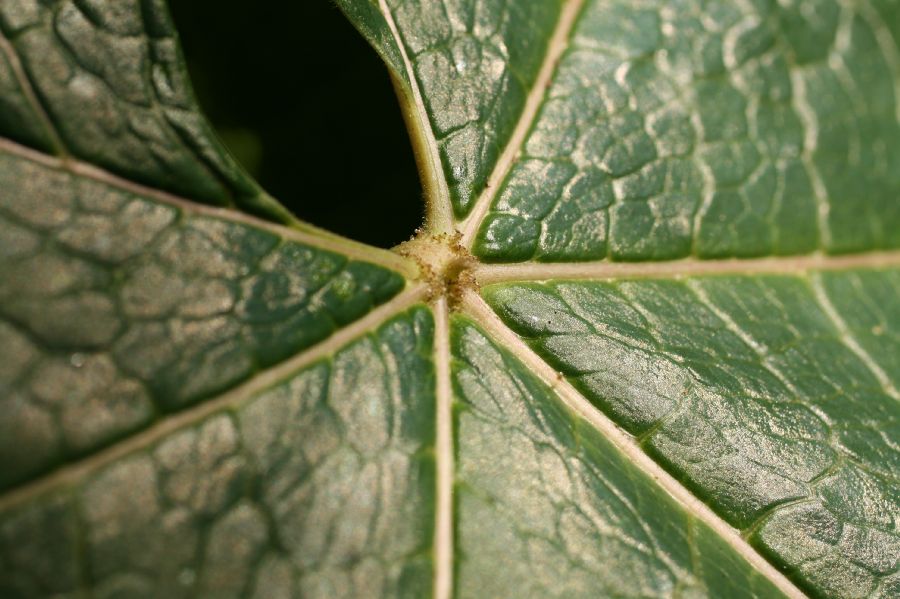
[170,1,422,248]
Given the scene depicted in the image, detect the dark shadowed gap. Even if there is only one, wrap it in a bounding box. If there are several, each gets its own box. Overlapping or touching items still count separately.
[169,0,423,248]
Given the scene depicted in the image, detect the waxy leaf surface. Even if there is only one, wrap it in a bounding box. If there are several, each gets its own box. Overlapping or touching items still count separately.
[1,0,899,598]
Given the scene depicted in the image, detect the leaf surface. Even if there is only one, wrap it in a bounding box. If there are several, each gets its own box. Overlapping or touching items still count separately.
[1,309,436,597]
[473,0,900,261]
[452,317,785,598]
[484,272,900,596]
[1,0,899,598]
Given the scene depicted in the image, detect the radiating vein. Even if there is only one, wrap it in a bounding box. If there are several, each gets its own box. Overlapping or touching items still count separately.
[432,297,454,599]
[0,284,428,511]
[459,0,586,246]
[459,289,808,599]
[0,136,419,279]
[473,250,900,284]
[377,0,454,234]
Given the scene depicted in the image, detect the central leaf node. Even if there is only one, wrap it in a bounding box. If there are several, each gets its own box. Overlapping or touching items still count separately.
[396,231,477,304]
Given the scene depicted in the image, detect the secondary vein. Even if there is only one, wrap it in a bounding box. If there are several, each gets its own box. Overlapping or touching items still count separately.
[810,273,900,400]
[0,30,68,156]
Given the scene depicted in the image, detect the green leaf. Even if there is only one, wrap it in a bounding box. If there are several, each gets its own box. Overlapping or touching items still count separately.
[451,317,786,597]
[0,148,406,490]
[1,0,898,598]
[0,0,301,222]
[1,308,436,598]
[467,0,900,261]
[483,272,900,596]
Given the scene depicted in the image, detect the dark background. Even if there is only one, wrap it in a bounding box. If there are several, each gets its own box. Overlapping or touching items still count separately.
[169,1,422,248]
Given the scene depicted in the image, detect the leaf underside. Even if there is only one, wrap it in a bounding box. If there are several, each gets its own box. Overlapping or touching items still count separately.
[1,1,899,599]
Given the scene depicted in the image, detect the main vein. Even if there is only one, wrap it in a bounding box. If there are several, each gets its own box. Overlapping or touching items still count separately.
[0,136,419,279]
[378,0,454,234]
[474,250,900,284]
[0,284,428,511]
[458,0,586,247]
[459,289,808,599]
[432,297,455,599]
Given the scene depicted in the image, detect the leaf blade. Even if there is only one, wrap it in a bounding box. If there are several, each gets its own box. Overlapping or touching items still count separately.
[0,307,437,598]
[451,315,791,597]
[470,0,900,262]
[2,0,899,596]
[340,0,567,218]
[0,146,408,491]
[0,0,291,221]
[483,269,900,595]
